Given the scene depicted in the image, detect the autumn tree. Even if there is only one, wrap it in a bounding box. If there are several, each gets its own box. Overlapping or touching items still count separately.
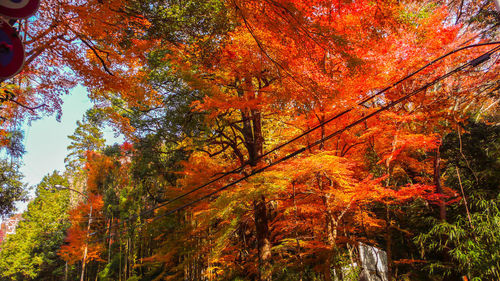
[3,0,495,280]
[62,0,498,280]
[164,1,468,279]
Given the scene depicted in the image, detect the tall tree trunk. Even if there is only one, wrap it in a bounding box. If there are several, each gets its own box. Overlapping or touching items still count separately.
[254,195,271,281]
[323,206,334,281]
[317,117,341,281]
[385,206,393,281]
[95,263,100,281]
[124,239,128,280]
[108,216,112,264]
[127,237,131,279]
[119,243,122,281]
[65,261,68,281]
[292,183,304,281]
[238,80,271,281]
[323,193,342,281]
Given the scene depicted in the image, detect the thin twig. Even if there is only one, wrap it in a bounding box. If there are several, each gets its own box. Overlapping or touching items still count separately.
[457,124,479,183]
[455,166,474,229]
[80,38,115,76]
[8,99,46,111]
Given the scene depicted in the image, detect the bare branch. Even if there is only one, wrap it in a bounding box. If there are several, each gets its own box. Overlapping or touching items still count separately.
[79,38,114,76]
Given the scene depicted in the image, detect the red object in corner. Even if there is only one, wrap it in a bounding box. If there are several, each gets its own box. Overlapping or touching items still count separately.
[0,0,40,19]
[0,19,25,80]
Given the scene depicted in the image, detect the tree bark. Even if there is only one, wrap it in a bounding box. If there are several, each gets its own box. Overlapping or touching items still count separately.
[254,195,272,281]
[237,79,271,281]
[385,206,393,281]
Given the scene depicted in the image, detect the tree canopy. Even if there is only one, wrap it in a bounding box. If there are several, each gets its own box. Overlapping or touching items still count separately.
[0,0,498,280]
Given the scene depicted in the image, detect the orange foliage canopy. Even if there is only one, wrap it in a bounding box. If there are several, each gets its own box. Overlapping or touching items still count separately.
[38,0,497,278]
[59,148,132,264]
[156,0,478,276]
[59,194,104,264]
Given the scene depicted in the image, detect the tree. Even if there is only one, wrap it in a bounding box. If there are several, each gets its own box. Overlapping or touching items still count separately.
[416,120,500,280]
[63,0,490,280]
[65,112,106,174]
[0,159,26,217]
[3,0,495,280]
[0,171,71,281]
[161,1,462,279]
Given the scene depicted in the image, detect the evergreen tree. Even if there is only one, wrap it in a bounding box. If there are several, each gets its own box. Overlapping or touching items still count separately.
[0,172,72,281]
[0,159,26,217]
[65,111,106,174]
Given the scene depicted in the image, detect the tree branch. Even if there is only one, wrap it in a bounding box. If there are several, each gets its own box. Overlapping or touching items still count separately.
[79,38,114,76]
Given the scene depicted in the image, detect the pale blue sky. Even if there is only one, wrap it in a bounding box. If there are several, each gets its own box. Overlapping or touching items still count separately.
[14,85,122,213]
[20,85,91,186]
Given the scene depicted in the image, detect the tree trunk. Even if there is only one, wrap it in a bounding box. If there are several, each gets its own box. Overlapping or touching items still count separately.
[317,118,338,281]
[323,210,334,281]
[254,195,272,281]
[385,206,393,281]
[119,243,122,281]
[108,216,112,264]
[237,80,270,281]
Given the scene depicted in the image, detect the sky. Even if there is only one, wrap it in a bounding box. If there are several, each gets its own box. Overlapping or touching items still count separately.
[13,85,122,214]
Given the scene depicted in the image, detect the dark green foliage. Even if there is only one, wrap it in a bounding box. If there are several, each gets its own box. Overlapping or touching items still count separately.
[4,130,25,159]
[65,111,106,173]
[0,171,71,281]
[97,254,122,281]
[0,159,26,217]
[128,0,233,44]
[415,121,500,280]
[441,121,499,199]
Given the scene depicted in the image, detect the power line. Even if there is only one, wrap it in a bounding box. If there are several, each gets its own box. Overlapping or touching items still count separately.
[88,45,500,242]
[89,42,500,237]
[140,46,500,222]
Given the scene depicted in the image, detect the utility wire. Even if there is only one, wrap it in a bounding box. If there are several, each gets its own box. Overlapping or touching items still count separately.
[137,46,500,224]
[88,42,500,237]
[89,42,500,237]
[87,45,500,243]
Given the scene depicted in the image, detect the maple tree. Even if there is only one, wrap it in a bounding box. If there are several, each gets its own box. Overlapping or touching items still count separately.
[156,1,466,279]
[66,0,497,280]
[0,0,498,280]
